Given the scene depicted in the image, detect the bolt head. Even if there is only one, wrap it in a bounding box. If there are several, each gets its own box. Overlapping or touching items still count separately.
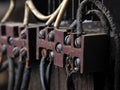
[21,29,26,39]
[39,30,45,39]
[13,47,19,57]
[8,37,13,45]
[48,31,54,41]
[75,37,81,48]
[49,51,54,58]
[65,35,71,45]
[56,43,62,53]
[75,58,80,67]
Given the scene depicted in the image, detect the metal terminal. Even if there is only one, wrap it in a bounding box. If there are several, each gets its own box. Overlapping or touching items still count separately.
[74,58,80,67]
[75,37,81,48]
[20,48,27,57]
[48,31,54,41]
[8,36,13,45]
[64,35,71,45]
[56,43,62,53]
[39,30,45,39]
[21,29,26,39]
[49,51,54,59]
[13,47,19,57]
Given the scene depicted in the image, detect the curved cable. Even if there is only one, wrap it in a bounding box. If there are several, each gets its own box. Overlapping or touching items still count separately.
[45,58,53,90]
[39,57,46,90]
[26,0,63,21]
[14,60,25,90]
[8,57,15,90]
[20,60,31,90]
[54,0,69,28]
[76,0,119,90]
[23,0,64,26]
[66,71,75,90]
[0,60,8,73]
[45,61,52,85]
[76,0,117,35]
[1,0,15,23]
[86,9,108,33]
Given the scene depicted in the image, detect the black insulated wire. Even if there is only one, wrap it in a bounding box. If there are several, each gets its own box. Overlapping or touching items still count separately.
[0,60,8,72]
[66,71,77,90]
[20,65,31,90]
[39,57,46,90]
[45,61,52,88]
[0,45,8,72]
[8,57,15,90]
[45,57,53,90]
[15,49,27,90]
[14,61,25,90]
[86,9,108,33]
[68,9,108,32]
[0,45,7,67]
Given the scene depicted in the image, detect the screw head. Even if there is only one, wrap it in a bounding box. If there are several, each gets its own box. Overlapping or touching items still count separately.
[56,43,62,53]
[74,58,80,67]
[75,37,81,48]
[49,51,54,58]
[20,48,27,57]
[13,47,19,57]
[64,35,71,45]
[39,30,45,39]
[21,29,26,39]
[48,31,54,41]
[8,37,13,45]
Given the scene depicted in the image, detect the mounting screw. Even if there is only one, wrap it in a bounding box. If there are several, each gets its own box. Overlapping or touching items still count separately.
[13,47,19,57]
[48,31,54,41]
[56,43,62,53]
[39,30,45,39]
[64,35,71,45]
[20,48,27,57]
[75,37,81,48]
[21,29,26,39]
[49,51,54,58]
[74,58,80,67]
[8,36,13,45]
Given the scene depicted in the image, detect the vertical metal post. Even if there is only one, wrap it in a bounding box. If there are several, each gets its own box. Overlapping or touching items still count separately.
[72,0,74,20]
[48,0,51,14]
[52,0,55,12]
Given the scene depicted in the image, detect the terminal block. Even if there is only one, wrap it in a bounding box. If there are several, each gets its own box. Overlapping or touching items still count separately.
[36,21,109,74]
[0,23,37,61]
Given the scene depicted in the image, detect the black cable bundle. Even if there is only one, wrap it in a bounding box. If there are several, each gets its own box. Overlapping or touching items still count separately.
[20,66,31,90]
[20,60,31,90]
[39,50,53,90]
[8,57,15,90]
[14,61,25,90]
[76,0,120,90]
[66,71,75,90]
[39,57,46,90]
